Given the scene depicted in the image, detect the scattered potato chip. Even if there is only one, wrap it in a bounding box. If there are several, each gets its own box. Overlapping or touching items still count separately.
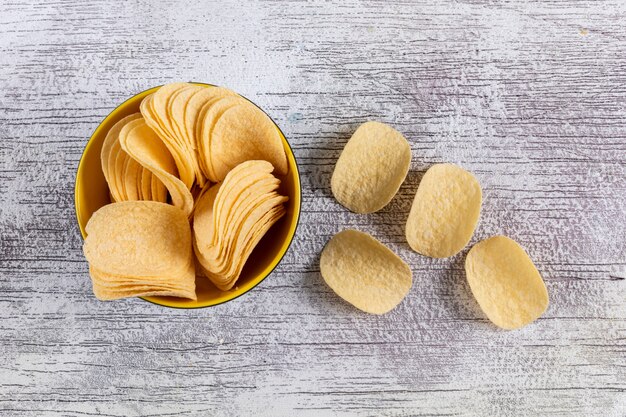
[405,163,482,258]
[465,235,549,330]
[320,229,412,314]
[119,118,194,217]
[193,160,288,291]
[331,121,411,214]
[83,201,196,301]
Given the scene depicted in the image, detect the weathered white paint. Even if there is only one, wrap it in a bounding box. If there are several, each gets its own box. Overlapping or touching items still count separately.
[0,1,625,416]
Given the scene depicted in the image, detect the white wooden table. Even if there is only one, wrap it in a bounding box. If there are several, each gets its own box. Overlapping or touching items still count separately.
[1,1,625,416]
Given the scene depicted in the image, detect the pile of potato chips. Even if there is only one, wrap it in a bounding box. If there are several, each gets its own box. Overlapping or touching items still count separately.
[83,83,289,300]
[323,121,548,329]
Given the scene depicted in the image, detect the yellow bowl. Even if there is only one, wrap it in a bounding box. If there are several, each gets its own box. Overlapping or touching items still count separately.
[75,84,301,308]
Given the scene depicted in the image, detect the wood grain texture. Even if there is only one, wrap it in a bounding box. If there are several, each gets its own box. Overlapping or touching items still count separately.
[1,0,625,416]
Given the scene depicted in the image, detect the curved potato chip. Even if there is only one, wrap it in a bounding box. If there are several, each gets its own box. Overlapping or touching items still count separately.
[210,101,288,181]
[465,235,549,330]
[197,96,247,182]
[123,156,142,201]
[185,86,237,152]
[119,119,194,216]
[193,162,287,290]
[406,163,481,258]
[140,168,152,200]
[211,160,275,245]
[167,86,205,180]
[101,113,142,201]
[320,229,412,315]
[199,205,286,290]
[114,149,129,200]
[83,201,194,279]
[153,82,190,142]
[141,92,195,189]
[150,171,168,203]
[331,121,411,214]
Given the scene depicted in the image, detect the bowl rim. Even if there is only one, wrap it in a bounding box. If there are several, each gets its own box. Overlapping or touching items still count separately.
[74,82,302,309]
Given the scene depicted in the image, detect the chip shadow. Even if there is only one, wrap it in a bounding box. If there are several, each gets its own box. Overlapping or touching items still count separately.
[305,123,360,202]
[366,169,424,252]
[437,247,492,329]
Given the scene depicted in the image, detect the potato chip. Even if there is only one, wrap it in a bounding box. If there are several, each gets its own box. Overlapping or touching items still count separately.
[168,85,205,183]
[101,113,142,201]
[210,100,288,181]
[151,171,168,203]
[114,149,130,200]
[320,229,412,314]
[198,205,286,290]
[211,160,276,246]
[193,161,288,290]
[140,168,152,201]
[465,235,549,329]
[141,92,195,189]
[119,118,194,217]
[405,163,482,258]
[83,201,193,276]
[123,156,142,201]
[197,96,247,181]
[152,82,190,142]
[185,86,237,151]
[331,121,411,214]
[83,201,196,301]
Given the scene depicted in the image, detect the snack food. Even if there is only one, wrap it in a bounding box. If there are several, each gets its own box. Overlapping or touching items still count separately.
[320,229,412,314]
[193,160,288,291]
[331,121,411,214]
[84,83,292,302]
[119,118,194,217]
[100,113,167,203]
[405,163,482,258]
[83,201,196,300]
[465,235,549,329]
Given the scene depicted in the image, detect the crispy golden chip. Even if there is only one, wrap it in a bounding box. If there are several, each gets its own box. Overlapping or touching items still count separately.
[123,156,142,201]
[199,205,286,290]
[169,85,203,142]
[320,229,412,315]
[91,268,193,287]
[83,201,194,278]
[141,92,195,189]
[169,85,205,184]
[405,163,482,258]
[210,100,288,181]
[193,161,287,291]
[140,168,152,201]
[215,198,287,278]
[151,171,168,203]
[119,118,194,217]
[114,149,130,200]
[465,235,549,330]
[197,96,247,181]
[331,121,411,214]
[185,87,237,151]
[211,160,276,246]
[92,278,196,301]
[101,113,142,201]
[152,82,190,142]
[106,142,125,202]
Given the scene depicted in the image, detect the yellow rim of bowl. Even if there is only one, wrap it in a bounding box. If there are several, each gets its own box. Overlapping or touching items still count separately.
[74,82,301,309]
